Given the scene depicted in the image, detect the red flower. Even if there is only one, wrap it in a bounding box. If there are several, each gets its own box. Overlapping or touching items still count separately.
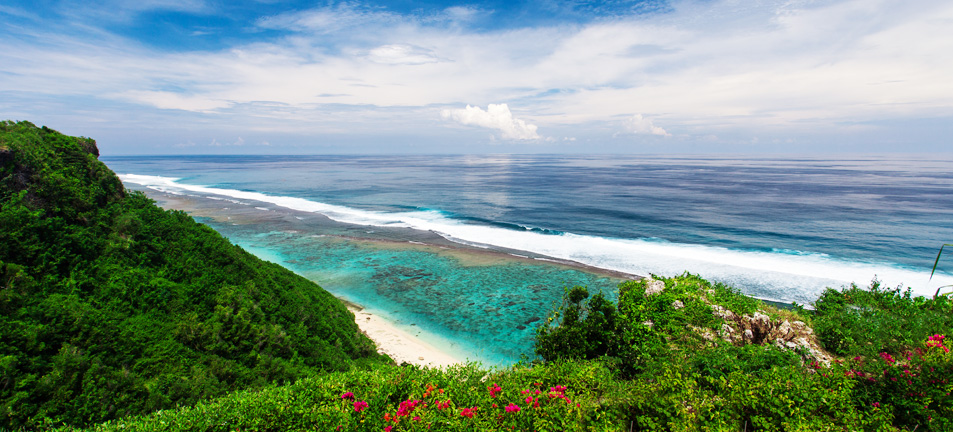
[341,392,355,400]
[354,400,369,413]
[505,403,521,413]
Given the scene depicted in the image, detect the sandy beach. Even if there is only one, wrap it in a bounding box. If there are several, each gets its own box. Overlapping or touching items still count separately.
[343,301,464,368]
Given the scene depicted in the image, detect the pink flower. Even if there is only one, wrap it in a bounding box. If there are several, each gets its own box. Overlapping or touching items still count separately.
[525,396,534,405]
[341,392,355,400]
[384,426,393,432]
[413,416,421,421]
[460,406,478,418]
[873,402,881,408]
[488,383,502,398]
[927,334,950,352]
[354,400,369,413]
[396,399,421,417]
[505,403,521,413]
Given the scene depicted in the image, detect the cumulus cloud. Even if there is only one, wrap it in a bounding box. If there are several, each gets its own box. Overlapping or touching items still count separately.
[210,137,244,147]
[624,114,670,136]
[441,104,540,140]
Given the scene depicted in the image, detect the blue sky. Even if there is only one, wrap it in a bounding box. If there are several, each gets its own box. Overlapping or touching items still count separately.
[1,0,951,154]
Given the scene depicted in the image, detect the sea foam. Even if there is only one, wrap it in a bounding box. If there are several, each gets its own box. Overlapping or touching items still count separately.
[120,174,953,304]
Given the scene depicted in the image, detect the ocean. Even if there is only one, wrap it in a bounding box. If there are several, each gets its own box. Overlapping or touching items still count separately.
[102,154,953,365]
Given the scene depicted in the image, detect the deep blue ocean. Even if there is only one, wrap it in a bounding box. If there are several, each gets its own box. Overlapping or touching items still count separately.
[102,154,953,365]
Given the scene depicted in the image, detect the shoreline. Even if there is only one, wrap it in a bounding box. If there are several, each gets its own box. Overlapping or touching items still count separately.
[339,298,464,368]
[128,186,805,364]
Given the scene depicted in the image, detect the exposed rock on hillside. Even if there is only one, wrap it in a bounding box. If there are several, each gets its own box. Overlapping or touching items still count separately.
[643,276,832,365]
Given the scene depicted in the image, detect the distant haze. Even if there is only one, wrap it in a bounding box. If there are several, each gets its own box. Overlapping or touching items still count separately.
[2,0,952,154]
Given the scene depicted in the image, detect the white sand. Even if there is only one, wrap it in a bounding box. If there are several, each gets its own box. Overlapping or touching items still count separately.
[346,303,464,368]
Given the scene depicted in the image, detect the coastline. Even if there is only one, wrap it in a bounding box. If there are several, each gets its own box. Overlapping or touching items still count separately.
[340,298,464,368]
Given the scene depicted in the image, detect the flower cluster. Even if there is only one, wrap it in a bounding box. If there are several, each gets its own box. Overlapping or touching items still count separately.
[926,334,949,353]
[548,385,572,404]
[422,383,444,398]
[337,382,578,431]
[879,352,896,364]
[396,399,422,417]
[339,392,369,414]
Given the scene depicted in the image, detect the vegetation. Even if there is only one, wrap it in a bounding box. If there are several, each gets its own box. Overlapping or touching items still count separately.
[62,276,950,432]
[0,121,388,429]
[1,121,950,430]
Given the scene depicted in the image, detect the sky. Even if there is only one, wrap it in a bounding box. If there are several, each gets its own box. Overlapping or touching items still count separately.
[1,0,952,155]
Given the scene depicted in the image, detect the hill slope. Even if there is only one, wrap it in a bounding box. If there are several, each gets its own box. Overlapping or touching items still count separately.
[0,121,388,429]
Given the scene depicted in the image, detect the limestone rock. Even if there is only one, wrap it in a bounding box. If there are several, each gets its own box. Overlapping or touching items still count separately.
[644,278,666,296]
[710,304,736,320]
[705,305,832,366]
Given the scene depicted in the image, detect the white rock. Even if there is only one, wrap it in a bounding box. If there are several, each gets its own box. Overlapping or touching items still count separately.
[645,279,666,296]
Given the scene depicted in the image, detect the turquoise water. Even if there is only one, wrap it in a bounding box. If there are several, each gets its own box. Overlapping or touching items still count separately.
[105,154,953,365]
[198,216,619,365]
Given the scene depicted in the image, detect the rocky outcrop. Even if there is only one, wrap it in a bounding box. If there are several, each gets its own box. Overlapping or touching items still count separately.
[715,309,831,364]
[694,289,831,364]
[640,276,832,364]
[77,137,100,158]
[645,278,666,296]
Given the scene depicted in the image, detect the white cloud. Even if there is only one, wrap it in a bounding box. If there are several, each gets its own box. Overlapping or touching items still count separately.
[2,0,953,150]
[441,104,540,140]
[209,137,244,147]
[624,114,670,136]
[121,90,230,112]
[366,44,440,65]
[257,3,399,34]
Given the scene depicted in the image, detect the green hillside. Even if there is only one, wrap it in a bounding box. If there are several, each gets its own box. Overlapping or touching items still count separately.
[0,121,388,429]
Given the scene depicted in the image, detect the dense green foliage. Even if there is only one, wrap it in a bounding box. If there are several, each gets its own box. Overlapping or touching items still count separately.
[0,121,388,429]
[534,274,952,430]
[74,275,951,431]
[536,275,766,378]
[813,280,953,357]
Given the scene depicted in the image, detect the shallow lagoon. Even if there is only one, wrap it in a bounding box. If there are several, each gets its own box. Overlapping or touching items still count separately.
[148,191,621,365]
